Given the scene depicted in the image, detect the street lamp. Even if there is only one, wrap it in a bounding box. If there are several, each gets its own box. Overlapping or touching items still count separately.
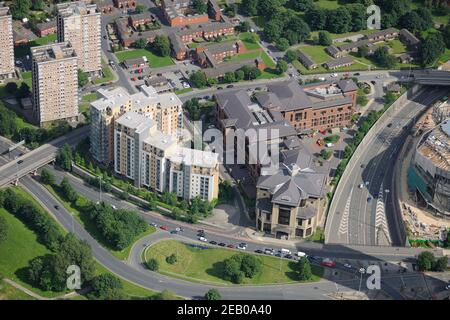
[358,267,366,292]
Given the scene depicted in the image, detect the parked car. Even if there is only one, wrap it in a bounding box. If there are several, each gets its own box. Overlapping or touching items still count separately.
[170,230,178,234]
[160,225,169,231]
[264,248,274,255]
[296,251,307,257]
[279,248,292,255]
[209,241,217,245]
[359,183,364,189]
[218,242,226,247]
[227,244,235,249]
[344,263,352,269]
[54,205,60,210]
[237,243,247,250]
[198,236,208,242]
[226,84,234,88]
[151,222,158,227]
[17,160,23,164]
[367,197,372,203]
[255,249,263,254]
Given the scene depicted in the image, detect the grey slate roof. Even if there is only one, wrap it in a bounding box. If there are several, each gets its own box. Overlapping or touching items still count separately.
[326,45,341,57]
[337,79,358,92]
[262,80,313,112]
[298,50,316,69]
[324,56,354,69]
[399,28,419,46]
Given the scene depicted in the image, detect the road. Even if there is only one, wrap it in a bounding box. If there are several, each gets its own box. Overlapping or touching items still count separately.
[326,88,449,247]
[20,172,442,300]
[0,126,89,187]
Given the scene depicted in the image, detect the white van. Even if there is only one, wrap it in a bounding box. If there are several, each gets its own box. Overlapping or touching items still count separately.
[280,248,291,255]
[296,251,307,257]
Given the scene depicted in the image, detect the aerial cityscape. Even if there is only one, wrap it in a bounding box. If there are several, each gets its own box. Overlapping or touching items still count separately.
[0,0,449,305]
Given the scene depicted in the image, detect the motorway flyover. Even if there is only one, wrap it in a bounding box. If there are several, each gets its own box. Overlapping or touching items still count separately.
[0,126,89,188]
[326,87,449,247]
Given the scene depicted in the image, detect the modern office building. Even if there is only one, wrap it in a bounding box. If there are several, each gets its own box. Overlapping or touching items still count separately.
[408,119,450,218]
[113,111,219,201]
[31,42,79,126]
[57,1,101,76]
[90,85,183,165]
[0,3,15,80]
[255,141,328,239]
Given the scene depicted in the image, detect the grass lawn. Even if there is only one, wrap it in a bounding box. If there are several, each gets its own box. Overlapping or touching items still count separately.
[115,49,174,68]
[388,39,407,54]
[174,87,193,95]
[0,279,36,300]
[43,183,156,261]
[298,45,330,64]
[79,92,97,116]
[439,48,450,64]
[239,32,261,51]
[314,0,341,9]
[21,71,32,79]
[14,34,57,58]
[251,16,265,28]
[0,188,67,298]
[226,49,276,69]
[144,240,324,286]
[92,59,115,85]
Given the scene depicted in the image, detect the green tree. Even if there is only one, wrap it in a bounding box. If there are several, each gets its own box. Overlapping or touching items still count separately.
[419,32,445,66]
[236,21,250,32]
[433,256,448,272]
[56,143,73,171]
[120,191,129,200]
[135,4,146,13]
[240,254,262,278]
[373,46,397,69]
[285,50,298,63]
[10,0,31,20]
[297,256,312,280]
[189,71,208,88]
[318,31,332,46]
[4,82,18,95]
[223,71,236,83]
[326,7,352,34]
[204,288,221,300]
[153,289,176,300]
[305,7,328,31]
[234,69,245,81]
[60,177,78,202]
[276,60,288,74]
[134,38,147,49]
[146,258,159,271]
[152,35,170,57]
[276,38,290,51]
[89,273,125,300]
[239,0,258,16]
[417,251,435,271]
[288,0,313,12]
[358,45,369,58]
[192,0,207,14]
[40,168,55,186]
[78,69,89,88]
[31,0,44,11]
[166,254,177,264]
[0,215,7,243]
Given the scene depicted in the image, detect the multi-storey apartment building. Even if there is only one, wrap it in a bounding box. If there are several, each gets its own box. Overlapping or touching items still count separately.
[113,111,219,201]
[0,3,15,80]
[57,1,101,76]
[90,85,183,165]
[31,42,79,126]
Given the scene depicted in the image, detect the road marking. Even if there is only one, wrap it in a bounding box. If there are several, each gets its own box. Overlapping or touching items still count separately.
[338,190,351,243]
[375,183,391,245]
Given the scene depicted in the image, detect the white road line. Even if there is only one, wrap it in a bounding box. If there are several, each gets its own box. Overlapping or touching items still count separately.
[338,189,352,244]
[375,183,391,245]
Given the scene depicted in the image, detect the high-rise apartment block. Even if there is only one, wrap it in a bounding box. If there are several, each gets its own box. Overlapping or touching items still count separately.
[57,1,101,76]
[0,3,15,80]
[90,85,183,165]
[31,42,79,126]
[113,111,219,201]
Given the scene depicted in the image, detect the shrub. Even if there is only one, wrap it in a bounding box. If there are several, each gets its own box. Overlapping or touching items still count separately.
[166,254,177,265]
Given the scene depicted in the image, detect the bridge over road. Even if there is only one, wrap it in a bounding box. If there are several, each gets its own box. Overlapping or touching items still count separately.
[0,126,89,188]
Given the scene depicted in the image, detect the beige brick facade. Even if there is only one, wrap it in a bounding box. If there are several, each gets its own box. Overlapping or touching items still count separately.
[0,4,14,80]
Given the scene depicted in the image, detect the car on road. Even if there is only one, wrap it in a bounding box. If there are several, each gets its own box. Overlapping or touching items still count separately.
[321,258,337,268]
[285,254,294,260]
[237,243,247,250]
[344,263,352,269]
[255,249,263,254]
[197,229,205,234]
[365,181,369,186]
[151,222,158,227]
[218,242,226,247]
[367,197,372,203]
[198,236,208,242]
[160,225,169,231]
[359,183,364,189]
[330,73,338,78]
[264,248,274,255]
[360,164,365,168]
[370,80,376,85]
[353,73,360,76]
[17,160,23,164]
[226,244,235,249]
[54,205,60,210]
[279,248,292,255]
[209,241,217,245]
[387,123,392,128]
[226,84,234,88]
[170,230,178,234]
[111,205,117,210]
[445,283,450,290]
[296,251,306,257]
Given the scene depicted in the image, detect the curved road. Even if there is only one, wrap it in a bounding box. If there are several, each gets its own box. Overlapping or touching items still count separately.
[326,88,449,247]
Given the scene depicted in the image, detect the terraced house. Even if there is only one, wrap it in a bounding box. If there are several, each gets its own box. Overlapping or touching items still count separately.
[161,0,222,27]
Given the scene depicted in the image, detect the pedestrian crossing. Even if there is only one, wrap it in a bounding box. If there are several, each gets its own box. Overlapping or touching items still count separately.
[375,183,391,245]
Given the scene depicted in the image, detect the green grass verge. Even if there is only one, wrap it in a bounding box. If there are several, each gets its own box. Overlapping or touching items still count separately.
[79,92,97,116]
[239,32,261,51]
[144,240,323,286]
[115,49,174,68]
[0,279,36,300]
[174,87,193,95]
[92,59,115,85]
[43,183,155,261]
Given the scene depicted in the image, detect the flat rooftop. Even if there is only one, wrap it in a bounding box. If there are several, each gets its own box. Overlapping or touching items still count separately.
[418,119,450,171]
[31,42,76,63]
